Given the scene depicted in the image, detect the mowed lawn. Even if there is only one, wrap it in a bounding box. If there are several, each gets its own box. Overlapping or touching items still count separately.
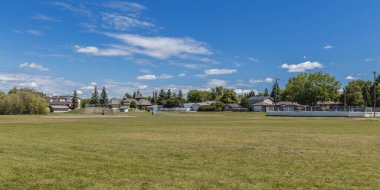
[0,112,379,189]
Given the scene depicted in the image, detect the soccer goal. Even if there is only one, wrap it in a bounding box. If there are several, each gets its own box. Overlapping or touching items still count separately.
[84,104,119,115]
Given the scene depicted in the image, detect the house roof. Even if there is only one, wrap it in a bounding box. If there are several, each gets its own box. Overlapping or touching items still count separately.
[50,105,70,109]
[134,91,144,100]
[276,101,300,106]
[248,96,273,104]
[138,99,152,106]
[252,102,273,106]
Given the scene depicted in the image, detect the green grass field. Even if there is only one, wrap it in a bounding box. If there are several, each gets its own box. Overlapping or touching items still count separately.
[0,112,379,189]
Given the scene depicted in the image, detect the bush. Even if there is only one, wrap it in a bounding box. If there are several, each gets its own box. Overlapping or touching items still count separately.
[198,103,223,112]
[0,88,48,115]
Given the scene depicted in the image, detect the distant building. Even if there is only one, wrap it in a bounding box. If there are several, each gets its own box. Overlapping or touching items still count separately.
[120,91,152,109]
[47,96,80,112]
[109,98,121,109]
[248,96,274,112]
[222,104,248,112]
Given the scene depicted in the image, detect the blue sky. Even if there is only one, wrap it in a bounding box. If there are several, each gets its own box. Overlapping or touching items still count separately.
[0,0,379,97]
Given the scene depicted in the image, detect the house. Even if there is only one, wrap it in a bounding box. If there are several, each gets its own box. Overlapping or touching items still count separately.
[189,101,216,111]
[222,104,248,112]
[109,98,121,109]
[248,96,274,112]
[120,91,152,110]
[274,101,301,111]
[47,96,80,112]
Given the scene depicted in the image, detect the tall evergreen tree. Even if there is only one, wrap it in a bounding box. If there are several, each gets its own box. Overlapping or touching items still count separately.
[264,88,269,96]
[90,86,99,106]
[99,86,108,105]
[71,90,79,110]
[167,89,172,99]
[178,90,183,99]
[125,92,132,98]
[247,90,256,98]
[270,83,281,103]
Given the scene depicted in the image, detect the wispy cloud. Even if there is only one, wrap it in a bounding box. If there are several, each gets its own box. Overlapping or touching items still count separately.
[207,79,227,87]
[136,74,173,80]
[248,57,259,62]
[323,45,334,49]
[101,12,154,31]
[27,29,43,36]
[31,14,61,22]
[178,73,186,77]
[0,72,80,95]
[75,33,212,60]
[364,58,372,62]
[281,61,323,72]
[19,62,49,71]
[249,77,273,84]
[103,1,146,13]
[345,75,356,80]
[204,68,237,75]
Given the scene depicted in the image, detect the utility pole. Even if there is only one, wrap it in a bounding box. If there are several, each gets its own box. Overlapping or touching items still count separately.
[374,71,377,117]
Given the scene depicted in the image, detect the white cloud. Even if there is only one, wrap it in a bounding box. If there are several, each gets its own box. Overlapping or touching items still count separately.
[19,62,49,71]
[138,85,148,89]
[204,68,237,75]
[364,58,373,62]
[27,29,43,36]
[234,89,253,94]
[137,75,157,80]
[31,14,61,22]
[345,75,356,80]
[249,77,274,84]
[0,72,81,95]
[248,57,259,62]
[101,13,154,31]
[281,61,323,72]
[92,33,212,60]
[103,1,146,13]
[74,45,131,56]
[323,45,333,49]
[207,79,227,87]
[77,90,83,95]
[178,73,186,77]
[159,74,173,79]
[137,74,173,80]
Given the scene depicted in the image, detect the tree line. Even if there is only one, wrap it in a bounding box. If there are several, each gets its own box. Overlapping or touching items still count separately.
[0,88,48,114]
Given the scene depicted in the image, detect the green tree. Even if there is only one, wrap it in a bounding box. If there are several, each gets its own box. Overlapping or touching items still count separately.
[240,96,250,109]
[0,88,48,115]
[345,81,365,106]
[130,100,137,109]
[80,98,91,108]
[90,86,99,106]
[211,86,225,100]
[125,92,132,98]
[187,90,212,103]
[264,88,269,96]
[247,90,256,98]
[270,82,281,103]
[220,89,238,104]
[158,89,167,105]
[283,72,340,105]
[99,86,108,105]
[71,90,79,110]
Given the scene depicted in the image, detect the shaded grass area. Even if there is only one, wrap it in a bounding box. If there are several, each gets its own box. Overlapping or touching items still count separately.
[0,112,379,189]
